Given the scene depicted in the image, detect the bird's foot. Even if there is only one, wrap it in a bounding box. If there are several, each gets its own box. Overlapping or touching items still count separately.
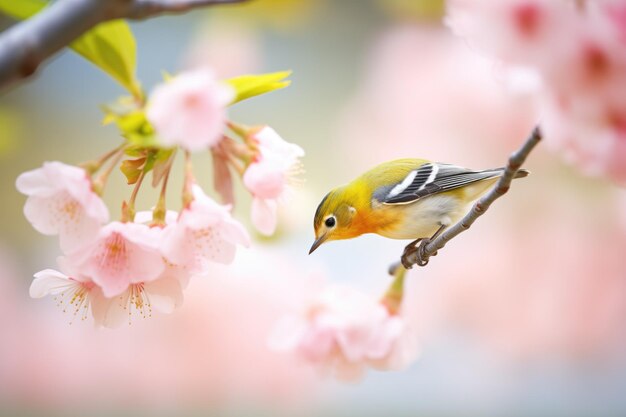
[401,238,437,268]
[415,238,437,267]
[401,239,421,269]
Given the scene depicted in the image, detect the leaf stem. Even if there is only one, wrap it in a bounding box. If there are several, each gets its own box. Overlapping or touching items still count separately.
[226,120,249,139]
[182,150,195,208]
[153,156,174,225]
[81,143,126,175]
[123,168,146,222]
[92,146,125,195]
[381,266,406,315]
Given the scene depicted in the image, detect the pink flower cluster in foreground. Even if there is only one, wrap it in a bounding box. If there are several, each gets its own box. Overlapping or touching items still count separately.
[147,69,304,236]
[17,162,250,328]
[447,0,626,185]
[268,284,419,381]
[0,246,319,408]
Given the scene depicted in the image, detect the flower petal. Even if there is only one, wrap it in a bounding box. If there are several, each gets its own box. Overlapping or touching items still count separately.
[243,162,286,199]
[22,196,61,235]
[267,315,310,351]
[144,277,183,314]
[251,198,278,236]
[89,287,115,328]
[221,218,251,248]
[147,69,229,152]
[78,222,165,298]
[57,210,103,253]
[255,126,305,159]
[16,168,55,197]
[30,269,72,298]
[99,291,131,329]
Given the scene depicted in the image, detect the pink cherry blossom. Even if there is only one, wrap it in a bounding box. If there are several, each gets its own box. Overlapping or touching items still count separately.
[15,161,109,253]
[65,221,164,298]
[3,246,317,409]
[601,0,626,42]
[135,209,193,289]
[146,69,234,152]
[133,209,178,226]
[268,284,418,381]
[249,197,279,236]
[446,0,575,67]
[446,0,626,185]
[541,97,626,185]
[160,185,250,275]
[30,264,183,329]
[243,126,304,235]
[96,277,184,328]
[29,268,110,326]
[538,13,626,185]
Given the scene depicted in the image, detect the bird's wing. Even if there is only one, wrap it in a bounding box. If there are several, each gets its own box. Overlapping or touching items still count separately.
[381,163,503,205]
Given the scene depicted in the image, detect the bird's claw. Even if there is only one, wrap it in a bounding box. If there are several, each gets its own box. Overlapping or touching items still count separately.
[415,238,431,266]
[401,255,413,270]
[401,239,421,269]
[401,238,436,268]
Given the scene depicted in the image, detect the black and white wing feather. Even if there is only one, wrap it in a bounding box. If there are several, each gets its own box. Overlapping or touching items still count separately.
[382,163,503,205]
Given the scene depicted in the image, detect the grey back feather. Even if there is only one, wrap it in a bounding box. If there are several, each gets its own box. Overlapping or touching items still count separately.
[381,163,505,205]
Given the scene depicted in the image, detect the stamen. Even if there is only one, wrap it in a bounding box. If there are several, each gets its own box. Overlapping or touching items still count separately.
[97,232,128,275]
[53,281,91,325]
[287,161,306,188]
[119,283,153,325]
[61,197,79,221]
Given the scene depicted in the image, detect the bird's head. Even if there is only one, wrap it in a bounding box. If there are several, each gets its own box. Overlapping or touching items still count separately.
[309,186,362,254]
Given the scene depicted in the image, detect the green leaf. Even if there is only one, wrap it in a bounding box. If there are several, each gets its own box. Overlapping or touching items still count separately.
[225,71,291,105]
[102,102,159,148]
[120,157,146,185]
[123,145,146,157]
[0,0,47,19]
[71,20,142,98]
[143,151,157,174]
[120,150,159,185]
[0,0,141,97]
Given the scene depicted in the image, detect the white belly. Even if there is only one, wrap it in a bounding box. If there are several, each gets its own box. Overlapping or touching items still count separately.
[377,194,467,240]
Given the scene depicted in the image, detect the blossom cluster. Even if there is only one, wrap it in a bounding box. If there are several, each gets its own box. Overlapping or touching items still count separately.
[16,66,419,380]
[447,0,626,185]
[17,68,304,327]
[269,283,418,380]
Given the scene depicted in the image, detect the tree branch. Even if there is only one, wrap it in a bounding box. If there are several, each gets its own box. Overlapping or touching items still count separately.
[392,126,542,273]
[126,0,247,19]
[0,0,246,92]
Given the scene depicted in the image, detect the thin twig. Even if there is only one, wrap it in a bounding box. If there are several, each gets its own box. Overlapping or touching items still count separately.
[0,0,247,92]
[91,145,125,195]
[126,0,247,19]
[393,126,542,272]
[381,266,406,315]
[152,152,174,225]
[182,150,195,207]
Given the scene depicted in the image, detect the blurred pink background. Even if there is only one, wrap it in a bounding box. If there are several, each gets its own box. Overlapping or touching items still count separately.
[1,0,625,415]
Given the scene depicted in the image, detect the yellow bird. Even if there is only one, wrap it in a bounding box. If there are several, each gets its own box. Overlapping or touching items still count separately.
[310,159,528,264]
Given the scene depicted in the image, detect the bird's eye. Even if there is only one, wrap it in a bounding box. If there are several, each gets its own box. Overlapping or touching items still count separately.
[325,217,336,228]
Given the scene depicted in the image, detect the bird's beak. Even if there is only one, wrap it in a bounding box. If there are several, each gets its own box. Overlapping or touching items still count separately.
[309,234,328,254]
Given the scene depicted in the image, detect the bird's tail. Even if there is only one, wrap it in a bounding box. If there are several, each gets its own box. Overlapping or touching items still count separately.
[481,167,530,179]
